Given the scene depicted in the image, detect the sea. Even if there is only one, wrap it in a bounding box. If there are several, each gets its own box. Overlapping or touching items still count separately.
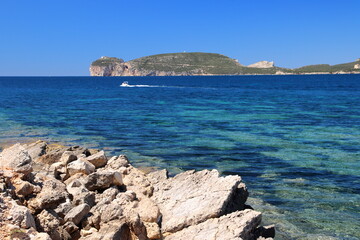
[0,75,359,239]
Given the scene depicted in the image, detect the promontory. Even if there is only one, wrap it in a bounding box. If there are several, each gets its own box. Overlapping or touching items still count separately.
[89,52,360,76]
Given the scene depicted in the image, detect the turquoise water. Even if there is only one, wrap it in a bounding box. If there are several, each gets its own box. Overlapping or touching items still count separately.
[0,75,359,239]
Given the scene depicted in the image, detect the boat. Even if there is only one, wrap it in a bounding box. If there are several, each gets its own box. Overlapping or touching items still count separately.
[120,81,130,87]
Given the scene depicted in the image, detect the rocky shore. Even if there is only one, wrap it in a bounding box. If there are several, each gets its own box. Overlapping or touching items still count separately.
[0,141,275,240]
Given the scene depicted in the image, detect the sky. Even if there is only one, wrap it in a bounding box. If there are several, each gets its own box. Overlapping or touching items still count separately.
[0,0,359,76]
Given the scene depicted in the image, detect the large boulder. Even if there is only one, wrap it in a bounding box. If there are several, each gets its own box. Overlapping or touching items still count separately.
[123,166,153,197]
[84,150,107,168]
[149,169,248,233]
[36,145,68,165]
[9,203,36,229]
[28,177,69,212]
[164,209,262,240]
[37,145,90,165]
[66,179,95,207]
[136,194,161,223]
[24,140,47,161]
[67,159,95,176]
[79,219,131,240]
[12,178,37,197]
[83,170,123,191]
[59,151,77,165]
[106,155,130,170]
[35,209,61,239]
[64,203,90,225]
[144,222,161,240]
[0,143,32,176]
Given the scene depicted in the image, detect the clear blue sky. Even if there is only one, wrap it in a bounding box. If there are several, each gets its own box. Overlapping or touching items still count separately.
[1,0,359,76]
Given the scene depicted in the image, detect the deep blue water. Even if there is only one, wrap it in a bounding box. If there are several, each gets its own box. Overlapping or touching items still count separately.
[0,75,359,239]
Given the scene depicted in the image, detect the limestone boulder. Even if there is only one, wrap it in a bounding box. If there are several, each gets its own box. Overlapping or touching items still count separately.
[79,219,131,240]
[144,222,161,239]
[24,140,47,161]
[54,199,73,218]
[66,180,96,207]
[99,199,124,223]
[95,187,119,204]
[87,191,137,230]
[63,221,79,234]
[9,203,36,229]
[37,146,68,165]
[66,146,91,158]
[83,170,123,191]
[67,159,95,176]
[123,210,148,240]
[87,199,123,229]
[12,178,37,197]
[136,194,161,223]
[164,209,262,240]
[123,166,153,197]
[28,178,69,212]
[49,162,68,180]
[65,203,90,225]
[84,150,107,168]
[149,169,248,233]
[35,209,61,238]
[106,155,130,170]
[0,143,32,176]
[147,169,168,184]
[59,151,77,165]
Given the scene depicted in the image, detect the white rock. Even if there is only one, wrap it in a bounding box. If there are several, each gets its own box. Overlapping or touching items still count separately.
[84,150,107,168]
[65,203,90,225]
[248,61,274,68]
[149,169,248,233]
[10,203,36,229]
[0,143,32,176]
[67,159,95,176]
[164,209,262,240]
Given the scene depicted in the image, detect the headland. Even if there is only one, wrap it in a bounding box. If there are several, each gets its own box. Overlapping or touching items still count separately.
[89,52,360,76]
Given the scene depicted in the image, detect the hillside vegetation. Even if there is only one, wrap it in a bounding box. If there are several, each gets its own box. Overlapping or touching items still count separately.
[294,60,360,73]
[129,52,244,74]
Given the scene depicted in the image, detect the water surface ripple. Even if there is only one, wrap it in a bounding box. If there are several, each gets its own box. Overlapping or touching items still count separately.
[0,75,359,239]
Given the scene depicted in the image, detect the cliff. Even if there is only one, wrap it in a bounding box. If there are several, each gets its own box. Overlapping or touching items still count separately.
[248,61,274,68]
[90,53,360,76]
[0,141,275,240]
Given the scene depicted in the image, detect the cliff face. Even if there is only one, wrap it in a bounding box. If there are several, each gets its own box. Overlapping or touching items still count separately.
[89,57,135,76]
[90,62,134,76]
[248,61,275,68]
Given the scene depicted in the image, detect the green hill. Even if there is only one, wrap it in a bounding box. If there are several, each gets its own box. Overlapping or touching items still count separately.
[294,60,360,73]
[129,52,244,75]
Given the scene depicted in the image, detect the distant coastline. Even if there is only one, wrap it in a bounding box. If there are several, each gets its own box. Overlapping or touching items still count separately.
[89,52,360,77]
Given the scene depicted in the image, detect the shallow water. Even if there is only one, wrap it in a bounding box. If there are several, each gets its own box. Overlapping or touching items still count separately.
[0,75,359,239]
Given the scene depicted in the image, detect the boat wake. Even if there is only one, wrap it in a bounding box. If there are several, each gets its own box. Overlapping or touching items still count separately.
[120,84,161,88]
[119,81,216,89]
[120,81,180,88]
